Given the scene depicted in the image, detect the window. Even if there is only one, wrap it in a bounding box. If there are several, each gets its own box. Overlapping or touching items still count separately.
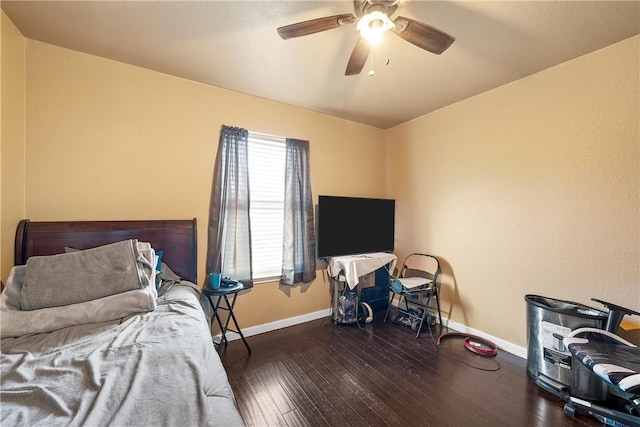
[247,132,286,280]
[207,125,316,287]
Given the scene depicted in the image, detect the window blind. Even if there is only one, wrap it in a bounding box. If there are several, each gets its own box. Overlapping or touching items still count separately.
[247,132,286,279]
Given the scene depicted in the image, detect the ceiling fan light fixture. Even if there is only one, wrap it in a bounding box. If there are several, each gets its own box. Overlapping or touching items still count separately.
[357,10,395,44]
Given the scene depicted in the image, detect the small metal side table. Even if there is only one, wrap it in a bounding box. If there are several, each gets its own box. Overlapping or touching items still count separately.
[202,286,251,354]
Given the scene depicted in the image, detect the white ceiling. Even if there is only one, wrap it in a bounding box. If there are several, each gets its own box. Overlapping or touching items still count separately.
[2,1,639,129]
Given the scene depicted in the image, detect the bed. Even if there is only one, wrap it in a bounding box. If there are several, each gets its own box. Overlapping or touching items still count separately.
[1,219,245,426]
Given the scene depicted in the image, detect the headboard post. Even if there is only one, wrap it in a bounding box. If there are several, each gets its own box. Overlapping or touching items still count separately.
[14,219,30,265]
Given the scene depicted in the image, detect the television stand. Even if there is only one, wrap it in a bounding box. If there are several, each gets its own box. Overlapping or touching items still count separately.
[327,252,397,323]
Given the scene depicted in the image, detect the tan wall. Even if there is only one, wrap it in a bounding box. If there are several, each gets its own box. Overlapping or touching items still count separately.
[386,36,640,347]
[23,39,386,328]
[9,28,638,349]
[1,11,26,284]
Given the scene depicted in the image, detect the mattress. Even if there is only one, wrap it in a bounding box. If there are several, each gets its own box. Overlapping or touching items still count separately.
[0,282,245,426]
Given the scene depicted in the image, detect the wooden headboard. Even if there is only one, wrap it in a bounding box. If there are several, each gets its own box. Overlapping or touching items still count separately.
[14,219,198,283]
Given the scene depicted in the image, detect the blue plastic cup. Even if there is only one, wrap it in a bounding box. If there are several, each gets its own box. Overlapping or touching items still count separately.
[209,272,221,290]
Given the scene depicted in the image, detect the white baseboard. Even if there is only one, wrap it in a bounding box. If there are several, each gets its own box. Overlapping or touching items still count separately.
[443,318,528,359]
[390,298,527,358]
[213,308,332,343]
[216,308,527,360]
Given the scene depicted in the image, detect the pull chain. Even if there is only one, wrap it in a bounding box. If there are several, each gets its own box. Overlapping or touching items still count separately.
[385,28,390,66]
[368,45,375,76]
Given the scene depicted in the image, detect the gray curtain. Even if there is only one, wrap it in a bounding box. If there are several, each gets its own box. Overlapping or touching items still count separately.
[205,125,253,289]
[281,138,316,285]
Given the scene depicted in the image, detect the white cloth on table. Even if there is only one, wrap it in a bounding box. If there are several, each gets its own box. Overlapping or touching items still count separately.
[328,252,397,289]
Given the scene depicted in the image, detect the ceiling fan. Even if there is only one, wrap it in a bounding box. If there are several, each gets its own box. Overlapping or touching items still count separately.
[277,0,455,76]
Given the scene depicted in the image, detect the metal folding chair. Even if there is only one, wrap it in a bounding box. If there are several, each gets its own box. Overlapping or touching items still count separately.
[383,253,442,338]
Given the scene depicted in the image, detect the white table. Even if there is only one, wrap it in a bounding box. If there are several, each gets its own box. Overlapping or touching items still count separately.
[327,252,397,324]
[327,252,397,289]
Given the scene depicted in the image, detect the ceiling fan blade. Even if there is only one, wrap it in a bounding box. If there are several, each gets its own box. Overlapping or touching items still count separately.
[393,16,455,54]
[277,14,356,39]
[345,38,370,76]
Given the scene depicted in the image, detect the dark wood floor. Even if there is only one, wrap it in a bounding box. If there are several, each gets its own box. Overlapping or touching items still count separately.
[220,314,602,427]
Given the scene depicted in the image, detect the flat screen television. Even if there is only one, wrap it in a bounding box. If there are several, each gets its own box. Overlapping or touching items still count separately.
[317,195,395,258]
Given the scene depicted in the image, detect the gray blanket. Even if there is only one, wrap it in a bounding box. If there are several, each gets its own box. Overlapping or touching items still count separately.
[0,265,157,338]
[1,283,245,426]
[20,239,154,310]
